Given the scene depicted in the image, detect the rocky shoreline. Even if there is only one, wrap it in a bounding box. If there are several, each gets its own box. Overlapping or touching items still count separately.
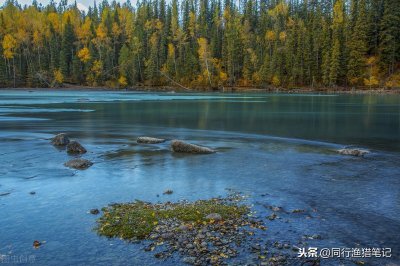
[1,86,399,95]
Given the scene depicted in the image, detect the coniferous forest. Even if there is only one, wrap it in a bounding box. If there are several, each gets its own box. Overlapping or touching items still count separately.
[0,0,399,89]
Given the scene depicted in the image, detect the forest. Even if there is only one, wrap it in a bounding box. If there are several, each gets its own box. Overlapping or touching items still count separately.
[0,0,399,89]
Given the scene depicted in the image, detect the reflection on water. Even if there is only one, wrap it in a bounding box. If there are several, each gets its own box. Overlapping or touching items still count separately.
[0,90,399,265]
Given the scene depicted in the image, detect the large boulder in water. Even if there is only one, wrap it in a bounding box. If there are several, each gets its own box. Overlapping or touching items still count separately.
[67,141,87,154]
[137,136,166,144]
[64,158,93,170]
[51,133,70,146]
[171,140,215,154]
[338,148,369,157]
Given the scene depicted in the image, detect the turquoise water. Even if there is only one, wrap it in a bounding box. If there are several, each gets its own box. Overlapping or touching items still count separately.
[0,90,399,265]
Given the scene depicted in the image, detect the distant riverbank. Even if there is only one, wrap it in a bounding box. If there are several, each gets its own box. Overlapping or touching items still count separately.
[1,85,399,94]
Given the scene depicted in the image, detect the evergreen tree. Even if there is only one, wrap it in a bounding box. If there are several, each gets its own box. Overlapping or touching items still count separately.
[379,0,400,76]
[59,17,75,80]
[329,0,345,86]
[347,0,368,85]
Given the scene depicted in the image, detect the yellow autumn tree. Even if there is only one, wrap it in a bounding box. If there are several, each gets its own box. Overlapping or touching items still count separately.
[197,37,212,86]
[53,69,64,85]
[265,30,276,42]
[364,56,379,88]
[77,47,91,63]
[118,76,128,88]
[272,75,281,87]
[2,34,17,59]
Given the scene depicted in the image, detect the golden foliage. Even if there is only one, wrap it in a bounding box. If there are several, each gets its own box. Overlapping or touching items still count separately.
[77,47,91,63]
[219,71,228,82]
[333,0,344,25]
[364,76,379,87]
[272,75,281,87]
[268,2,289,18]
[2,34,17,59]
[265,30,276,42]
[91,60,103,74]
[197,37,209,60]
[279,31,287,42]
[96,24,108,40]
[112,22,121,36]
[47,13,61,32]
[77,17,92,43]
[118,76,128,87]
[53,69,64,84]
[385,72,400,88]
[168,43,175,58]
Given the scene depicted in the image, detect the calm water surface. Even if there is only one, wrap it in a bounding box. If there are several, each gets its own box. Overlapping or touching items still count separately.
[0,90,399,265]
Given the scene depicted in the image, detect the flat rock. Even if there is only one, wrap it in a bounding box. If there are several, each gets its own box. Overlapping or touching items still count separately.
[137,136,166,144]
[338,148,369,157]
[67,141,87,154]
[171,140,215,154]
[64,158,93,170]
[51,133,70,146]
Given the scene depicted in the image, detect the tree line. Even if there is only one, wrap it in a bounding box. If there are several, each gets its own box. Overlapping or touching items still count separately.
[0,0,399,89]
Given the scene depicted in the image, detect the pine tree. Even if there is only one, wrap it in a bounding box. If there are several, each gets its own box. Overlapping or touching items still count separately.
[347,0,368,85]
[59,16,75,80]
[321,18,331,86]
[379,0,400,76]
[329,0,345,86]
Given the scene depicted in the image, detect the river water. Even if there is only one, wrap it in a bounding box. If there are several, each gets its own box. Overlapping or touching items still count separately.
[0,90,399,265]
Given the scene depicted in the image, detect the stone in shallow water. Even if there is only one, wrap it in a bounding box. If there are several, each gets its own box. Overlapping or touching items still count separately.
[338,148,369,157]
[137,136,166,144]
[67,141,87,154]
[171,140,215,154]
[90,209,100,215]
[64,158,93,170]
[205,213,222,221]
[51,133,70,146]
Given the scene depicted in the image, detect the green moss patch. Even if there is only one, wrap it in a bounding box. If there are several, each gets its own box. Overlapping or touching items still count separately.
[96,198,248,240]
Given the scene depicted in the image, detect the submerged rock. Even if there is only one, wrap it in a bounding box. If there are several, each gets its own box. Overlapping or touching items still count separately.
[267,213,278,220]
[163,189,173,195]
[67,141,87,154]
[338,148,369,157]
[51,133,70,146]
[137,136,166,144]
[171,140,215,154]
[64,158,93,170]
[90,209,100,215]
